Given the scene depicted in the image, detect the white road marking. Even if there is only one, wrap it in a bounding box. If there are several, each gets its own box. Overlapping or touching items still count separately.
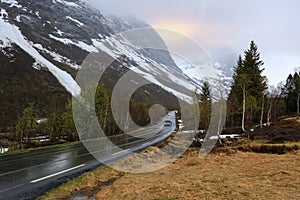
[112,149,130,156]
[30,164,86,183]
[0,184,24,193]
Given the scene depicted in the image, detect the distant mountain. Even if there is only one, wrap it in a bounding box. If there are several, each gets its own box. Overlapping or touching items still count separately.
[0,0,230,130]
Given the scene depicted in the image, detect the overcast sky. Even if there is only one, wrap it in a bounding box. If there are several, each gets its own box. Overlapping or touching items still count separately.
[85,0,300,86]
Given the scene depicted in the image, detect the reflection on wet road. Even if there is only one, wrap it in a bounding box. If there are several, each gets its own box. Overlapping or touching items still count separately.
[0,112,177,200]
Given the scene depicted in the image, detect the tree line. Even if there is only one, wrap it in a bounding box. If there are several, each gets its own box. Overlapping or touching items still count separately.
[14,40,300,144]
[15,84,151,144]
[198,41,299,133]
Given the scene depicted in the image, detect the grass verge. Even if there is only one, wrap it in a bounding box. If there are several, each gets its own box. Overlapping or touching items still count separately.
[38,142,300,200]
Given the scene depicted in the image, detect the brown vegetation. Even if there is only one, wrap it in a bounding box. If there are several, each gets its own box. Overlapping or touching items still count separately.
[252,117,300,142]
[40,145,300,200]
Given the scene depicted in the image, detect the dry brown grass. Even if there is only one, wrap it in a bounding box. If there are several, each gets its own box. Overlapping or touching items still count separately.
[40,147,300,200]
[95,149,300,200]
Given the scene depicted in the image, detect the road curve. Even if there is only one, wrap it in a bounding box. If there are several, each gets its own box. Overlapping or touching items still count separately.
[0,112,176,200]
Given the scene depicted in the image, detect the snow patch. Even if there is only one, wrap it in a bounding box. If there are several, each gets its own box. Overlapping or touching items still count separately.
[0,9,11,48]
[0,12,81,96]
[53,0,80,7]
[98,33,105,39]
[91,35,195,103]
[35,11,41,19]
[32,61,43,70]
[49,34,98,53]
[54,28,64,36]
[174,56,218,82]
[33,43,80,69]
[66,16,84,27]
[92,39,116,58]
[1,0,22,8]
[15,15,21,22]
[0,148,9,154]
[0,8,8,18]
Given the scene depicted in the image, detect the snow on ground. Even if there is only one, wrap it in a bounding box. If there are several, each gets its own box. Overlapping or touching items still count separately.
[159,64,193,90]
[66,16,84,27]
[52,0,79,7]
[15,15,21,22]
[0,10,81,96]
[173,56,219,82]
[92,35,196,103]
[49,34,98,53]
[1,0,22,8]
[92,39,116,58]
[0,148,9,154]
[54,28,64,36]
[0,7,8,17]
[33,43,80,70]
[0,9,11,48]
[35,11,41,19]
[0,3,203,102]
[93,34,201,102]
[173,55,231,101]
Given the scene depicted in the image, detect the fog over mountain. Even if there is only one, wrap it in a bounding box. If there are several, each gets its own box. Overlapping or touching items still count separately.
[86,0,300,86]
[1,0,229,129]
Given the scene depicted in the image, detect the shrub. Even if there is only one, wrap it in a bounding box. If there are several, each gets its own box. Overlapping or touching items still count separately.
[237,144,299,155]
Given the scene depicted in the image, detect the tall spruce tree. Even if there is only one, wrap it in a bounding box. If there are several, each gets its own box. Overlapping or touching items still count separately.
[282,74,295,114]
[200,81,211,101]
[199,81,211,129]
[283,72,300,114]
[228,41,266,132]
[293,72,300,115]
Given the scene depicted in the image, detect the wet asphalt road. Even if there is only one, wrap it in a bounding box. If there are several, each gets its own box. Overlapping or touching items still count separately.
[0,112,176,200]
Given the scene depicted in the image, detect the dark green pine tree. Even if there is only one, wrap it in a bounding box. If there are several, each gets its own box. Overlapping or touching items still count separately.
[294,72,300,115]
[228,41,267,131]
[243,41,267,100]
[200,81,211,101]
[199,81,211,129]
[283,72,300,114]
[231,55,245,102]
[283,74,295,113]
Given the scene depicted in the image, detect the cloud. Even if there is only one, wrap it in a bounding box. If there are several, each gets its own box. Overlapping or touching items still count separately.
[84,0,300,85]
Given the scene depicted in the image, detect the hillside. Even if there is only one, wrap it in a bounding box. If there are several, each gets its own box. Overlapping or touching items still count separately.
[0,0,198,131]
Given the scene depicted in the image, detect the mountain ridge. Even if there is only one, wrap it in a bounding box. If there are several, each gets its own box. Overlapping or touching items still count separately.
[0,0,186,130]
[0,0,230,130]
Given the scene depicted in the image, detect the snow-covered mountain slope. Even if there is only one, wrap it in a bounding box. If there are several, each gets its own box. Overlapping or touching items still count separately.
[0,0,192,99]
[0,0,231,129]
[0,8,80,96]
[0,0,183,127]
[174,57,232,99]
